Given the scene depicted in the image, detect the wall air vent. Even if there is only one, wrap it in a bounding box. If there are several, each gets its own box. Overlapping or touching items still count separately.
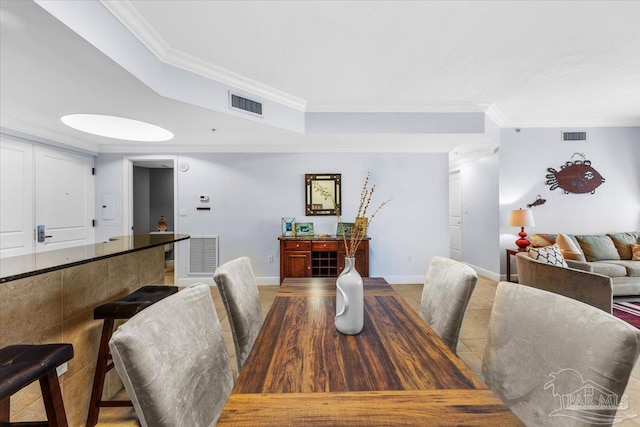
[561,131,587,142]
[229,92,263,117]
[188,236,219,275]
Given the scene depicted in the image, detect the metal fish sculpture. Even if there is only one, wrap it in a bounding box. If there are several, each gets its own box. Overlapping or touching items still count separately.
[527,195,546,208]
[546,155,605,194]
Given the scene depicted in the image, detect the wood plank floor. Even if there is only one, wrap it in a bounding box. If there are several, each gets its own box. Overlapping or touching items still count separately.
[96,273,640,427]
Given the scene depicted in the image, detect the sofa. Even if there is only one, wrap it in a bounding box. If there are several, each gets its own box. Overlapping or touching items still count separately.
[514,232,640,313]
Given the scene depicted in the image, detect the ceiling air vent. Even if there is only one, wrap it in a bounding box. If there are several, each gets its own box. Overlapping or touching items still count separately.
[561,131,587,142]
[229,93,263,117]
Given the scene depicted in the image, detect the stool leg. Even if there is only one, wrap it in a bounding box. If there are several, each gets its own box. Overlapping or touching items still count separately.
[40,369,68,427]
[1,397,9,424]
[86,318,114,427]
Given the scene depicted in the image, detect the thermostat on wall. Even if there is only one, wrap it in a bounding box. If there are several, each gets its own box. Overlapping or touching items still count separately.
[200,195,209,202]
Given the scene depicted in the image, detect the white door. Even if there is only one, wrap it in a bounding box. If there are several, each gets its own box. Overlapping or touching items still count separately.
[0,136,34,257]
[35,145,94,252]
[449,171,462,261]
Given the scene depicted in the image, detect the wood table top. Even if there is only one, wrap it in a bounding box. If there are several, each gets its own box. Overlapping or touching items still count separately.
[217,277,523,426]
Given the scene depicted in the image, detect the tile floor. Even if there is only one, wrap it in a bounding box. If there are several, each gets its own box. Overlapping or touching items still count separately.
[96,273,640,427]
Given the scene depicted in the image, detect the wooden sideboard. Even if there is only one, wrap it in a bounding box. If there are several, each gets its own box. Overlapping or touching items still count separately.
[278,236,369,283]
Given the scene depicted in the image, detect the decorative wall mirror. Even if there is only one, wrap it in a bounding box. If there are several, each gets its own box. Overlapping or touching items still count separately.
[305,173,341,215]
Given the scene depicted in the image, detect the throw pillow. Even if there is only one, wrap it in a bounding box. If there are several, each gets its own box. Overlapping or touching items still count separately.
[608,232,640,260]
[556,233,586,262]
[575,235,621,262]
[529,244,568,267]
[632,244,640,261]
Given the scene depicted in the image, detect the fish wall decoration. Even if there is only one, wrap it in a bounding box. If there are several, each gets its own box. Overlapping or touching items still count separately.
[546,153,605,194]
[527,195,546,208]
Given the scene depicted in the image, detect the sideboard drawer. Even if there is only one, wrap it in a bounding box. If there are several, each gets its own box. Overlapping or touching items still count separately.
[312,241,338,251]
[283,241,311,251]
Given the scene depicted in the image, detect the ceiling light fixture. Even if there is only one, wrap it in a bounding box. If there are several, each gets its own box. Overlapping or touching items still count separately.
[61,114,173,142]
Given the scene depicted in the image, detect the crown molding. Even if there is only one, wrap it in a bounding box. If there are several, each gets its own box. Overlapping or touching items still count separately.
[0,119,99,155]
[99,0,307,111]
[503,117,640,128]
[305,102,489,114]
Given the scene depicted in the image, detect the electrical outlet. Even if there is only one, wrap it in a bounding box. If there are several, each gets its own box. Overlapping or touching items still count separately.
[56,362,68,377]
[408,255,414,263]
[267,255,273,263]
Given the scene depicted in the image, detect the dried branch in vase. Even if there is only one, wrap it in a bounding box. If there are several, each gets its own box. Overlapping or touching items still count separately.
[313,172,390,259]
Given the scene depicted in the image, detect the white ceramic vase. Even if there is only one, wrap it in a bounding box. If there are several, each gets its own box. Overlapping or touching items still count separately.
[335,257,364,335]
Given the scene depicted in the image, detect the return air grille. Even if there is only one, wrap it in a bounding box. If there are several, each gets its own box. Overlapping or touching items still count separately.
[189,236,218,275]
[230,93,263,116]
[561,131,587,142]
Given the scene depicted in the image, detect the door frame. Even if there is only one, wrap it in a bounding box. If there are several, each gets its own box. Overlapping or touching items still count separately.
[123,155,179,284]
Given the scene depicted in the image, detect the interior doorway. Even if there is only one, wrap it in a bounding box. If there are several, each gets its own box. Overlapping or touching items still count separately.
[124,156,178,284]
[449,171,462,261]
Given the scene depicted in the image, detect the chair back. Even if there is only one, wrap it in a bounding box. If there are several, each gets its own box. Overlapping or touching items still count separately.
[214,256,264,372]
[420,256,478,352]
[109,284,233,427]
[483,282,640,426]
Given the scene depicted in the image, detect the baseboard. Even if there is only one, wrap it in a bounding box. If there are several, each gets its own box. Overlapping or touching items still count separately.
[383,275,425,284]
[177,276,281,286]
[463,263,500,283]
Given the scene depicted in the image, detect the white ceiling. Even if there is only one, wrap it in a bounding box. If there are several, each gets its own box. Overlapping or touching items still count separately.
[1,0,639,156]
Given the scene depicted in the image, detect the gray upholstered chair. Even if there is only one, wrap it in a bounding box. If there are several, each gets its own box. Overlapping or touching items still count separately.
[516,251,613,313]
[214,256,264,372]
[483,282,640,427]
[108,284,233,427]
[419,256,478,352]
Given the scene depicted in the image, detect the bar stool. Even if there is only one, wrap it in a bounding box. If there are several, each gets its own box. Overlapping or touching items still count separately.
[0,343,74,427]
[85,285,179,427]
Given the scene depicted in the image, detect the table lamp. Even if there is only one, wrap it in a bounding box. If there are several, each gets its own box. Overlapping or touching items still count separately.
[509,208,535,251]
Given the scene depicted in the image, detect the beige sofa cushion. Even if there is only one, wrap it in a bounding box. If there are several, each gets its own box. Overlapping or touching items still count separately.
[589,261,628,278]
[608,232,640,259]
[602,260,640,277]
[575,235,620,262]
[556,233,586,262]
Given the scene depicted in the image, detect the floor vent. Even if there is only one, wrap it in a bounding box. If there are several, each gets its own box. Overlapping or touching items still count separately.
[230,92,263,116]
[561,131,587,142]
[189,236,219,275]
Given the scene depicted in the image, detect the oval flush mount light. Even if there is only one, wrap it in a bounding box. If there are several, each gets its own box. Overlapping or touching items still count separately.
[61,114,173,142]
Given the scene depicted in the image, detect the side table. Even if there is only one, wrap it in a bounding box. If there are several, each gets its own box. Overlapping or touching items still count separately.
[505,249,519,283]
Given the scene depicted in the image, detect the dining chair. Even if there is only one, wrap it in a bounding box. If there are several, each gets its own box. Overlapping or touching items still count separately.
[213,256,264,372]
[108,284,234,427]
[483,281,640,427]
[419,256,478,352]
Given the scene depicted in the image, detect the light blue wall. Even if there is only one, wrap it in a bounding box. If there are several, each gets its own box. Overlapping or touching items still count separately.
[95,152,450,284]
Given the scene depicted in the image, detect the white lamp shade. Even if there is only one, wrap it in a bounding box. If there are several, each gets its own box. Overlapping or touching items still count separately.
[509,208,535,227]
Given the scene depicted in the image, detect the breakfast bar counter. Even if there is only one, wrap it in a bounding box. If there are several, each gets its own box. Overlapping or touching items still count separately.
[0,234,189,425]
[0,233,189,283]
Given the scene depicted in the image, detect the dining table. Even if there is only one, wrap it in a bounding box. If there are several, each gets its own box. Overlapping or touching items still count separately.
[217,277,523,426]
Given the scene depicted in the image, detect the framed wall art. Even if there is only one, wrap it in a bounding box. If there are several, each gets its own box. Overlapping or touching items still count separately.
[295,222,315,236]
[281,217,295,236]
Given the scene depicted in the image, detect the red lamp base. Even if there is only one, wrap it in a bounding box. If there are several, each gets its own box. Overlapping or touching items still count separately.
[515,227,530,252]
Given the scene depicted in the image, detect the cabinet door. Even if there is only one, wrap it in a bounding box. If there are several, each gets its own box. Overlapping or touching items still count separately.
[338,250,368,277]
[283,251,311,278]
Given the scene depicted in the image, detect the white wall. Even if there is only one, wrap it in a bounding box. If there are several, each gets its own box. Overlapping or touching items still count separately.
[499,126,640,278]
[95,152,450,285]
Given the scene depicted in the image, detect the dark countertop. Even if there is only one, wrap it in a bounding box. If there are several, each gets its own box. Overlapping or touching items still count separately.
[0,234,190,283]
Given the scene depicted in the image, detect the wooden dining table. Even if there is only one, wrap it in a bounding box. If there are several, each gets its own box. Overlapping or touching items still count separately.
[217,277,523,426]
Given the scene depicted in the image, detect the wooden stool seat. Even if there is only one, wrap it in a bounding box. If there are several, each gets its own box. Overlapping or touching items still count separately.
[0,343,74,427]
[86,285,178,427]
